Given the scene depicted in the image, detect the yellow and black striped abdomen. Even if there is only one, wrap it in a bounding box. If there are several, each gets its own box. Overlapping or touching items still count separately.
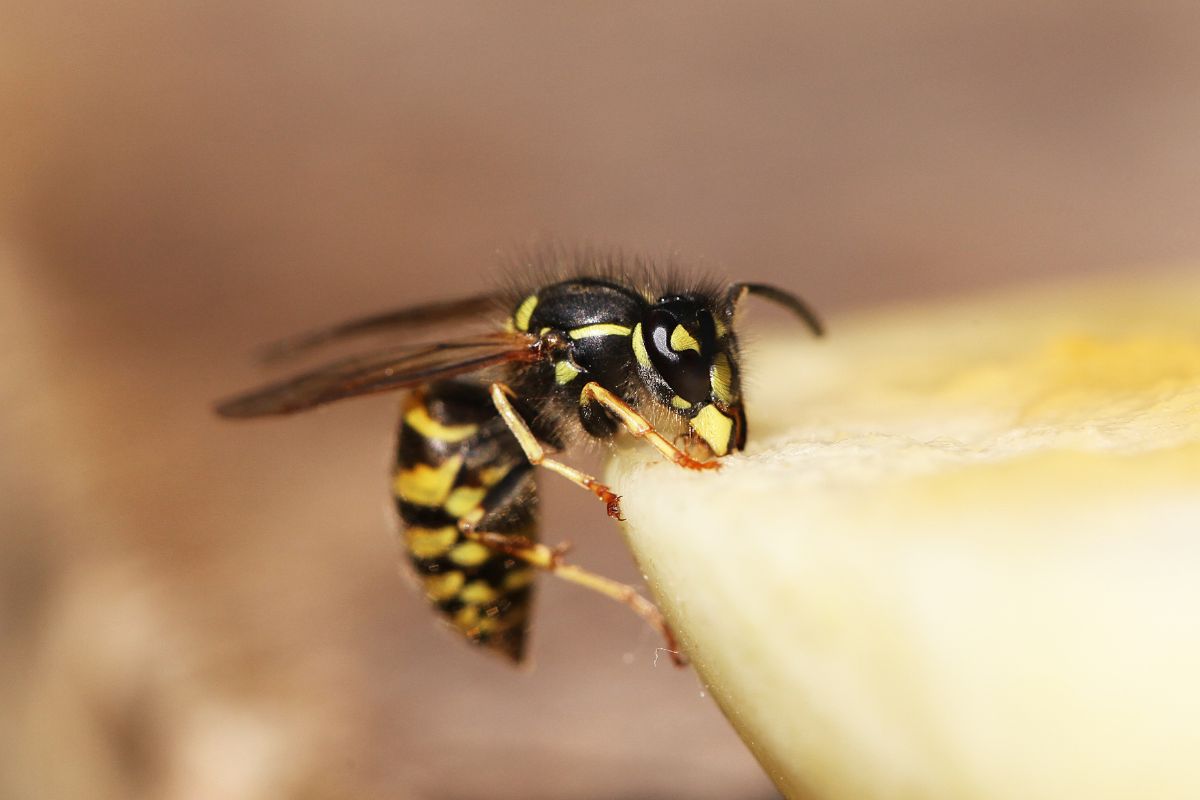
[393,380,537,662]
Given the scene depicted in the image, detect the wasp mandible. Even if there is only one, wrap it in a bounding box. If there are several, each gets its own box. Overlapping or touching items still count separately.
[216,255,822,665]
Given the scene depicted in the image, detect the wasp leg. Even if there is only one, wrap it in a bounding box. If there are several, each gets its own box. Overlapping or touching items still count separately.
[490,382,625,519]
[459,498,686,667]
[579,382,720,470]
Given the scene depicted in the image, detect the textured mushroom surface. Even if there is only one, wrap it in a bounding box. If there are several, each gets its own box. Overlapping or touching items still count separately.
[608,271,1200,800]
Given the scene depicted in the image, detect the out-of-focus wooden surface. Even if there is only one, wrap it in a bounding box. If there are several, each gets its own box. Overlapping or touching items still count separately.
[3,3,1199,798]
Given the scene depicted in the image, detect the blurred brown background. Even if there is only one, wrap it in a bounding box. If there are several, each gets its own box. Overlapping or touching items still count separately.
[3,2,1199,798]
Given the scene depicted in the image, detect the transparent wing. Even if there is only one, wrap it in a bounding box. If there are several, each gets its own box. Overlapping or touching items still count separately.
[258,293,501,364]
[215,331,540,418]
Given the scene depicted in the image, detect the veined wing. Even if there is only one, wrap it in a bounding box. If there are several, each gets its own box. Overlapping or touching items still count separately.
[258,293,500,364]
[216,331,540,418]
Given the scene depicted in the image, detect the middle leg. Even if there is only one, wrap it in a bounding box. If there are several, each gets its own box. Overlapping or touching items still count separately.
[490,382,624,518]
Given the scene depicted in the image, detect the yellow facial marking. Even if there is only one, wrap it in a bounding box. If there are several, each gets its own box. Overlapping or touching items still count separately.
[690,404,734,456]
[670,395,692,410]
[449,540,493,567]
[394,455,463,506]
[406,526,458,559]
[631,322,652,367]
[424,570,465,601]
[460,580,499,606]
[502,569,534,591]
[555,360,582,385]
[713,316,730,338]
[404,404,478,443]
[569,323,632,339]
[444,486,487,518]
[670,324,701,354]
[710,352,734,404]
[513,294,538,332]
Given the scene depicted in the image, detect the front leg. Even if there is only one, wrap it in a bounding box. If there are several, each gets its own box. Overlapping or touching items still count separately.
[578,382,721,470]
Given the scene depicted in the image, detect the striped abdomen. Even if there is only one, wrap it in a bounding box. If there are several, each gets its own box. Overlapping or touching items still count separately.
[393,380,537,662]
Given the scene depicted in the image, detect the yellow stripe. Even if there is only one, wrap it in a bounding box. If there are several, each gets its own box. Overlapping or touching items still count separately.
[478,464,512,487]
[449,540,493,567]
[670,324,701,354]
[670,395,692,409]
[460,506,485,528]
[502,569,534,591]
[714,316,730,338]
[460,580,499,605]
[555,360,582,384]
[394,455,463,506]
[403,404,478,443]
[424,570,464,601]
[690,404,734,456]
[711,352,734,404]
[454,604,481,631]
[406,526,459,559]
[631,322,651,367]
[444,486,487,518]
[569,323,632,339]
[513,294,538,332]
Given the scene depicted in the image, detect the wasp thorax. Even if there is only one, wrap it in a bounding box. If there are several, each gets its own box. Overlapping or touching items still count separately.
[640,300,718,404]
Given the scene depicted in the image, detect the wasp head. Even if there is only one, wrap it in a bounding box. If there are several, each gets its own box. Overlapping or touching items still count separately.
[632,295,746,456]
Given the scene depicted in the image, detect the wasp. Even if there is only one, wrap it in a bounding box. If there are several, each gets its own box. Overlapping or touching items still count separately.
[216,254,822,665]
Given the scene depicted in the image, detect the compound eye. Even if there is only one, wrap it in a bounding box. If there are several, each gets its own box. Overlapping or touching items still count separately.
[642,308,715,404]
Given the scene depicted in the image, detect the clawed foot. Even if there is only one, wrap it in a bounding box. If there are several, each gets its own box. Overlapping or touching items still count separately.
[675,453,722,471]
[605,494,624,520]
[584,479,625,520]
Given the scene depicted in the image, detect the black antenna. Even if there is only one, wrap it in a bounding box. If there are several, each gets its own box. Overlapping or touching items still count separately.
[724,282,824,337]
